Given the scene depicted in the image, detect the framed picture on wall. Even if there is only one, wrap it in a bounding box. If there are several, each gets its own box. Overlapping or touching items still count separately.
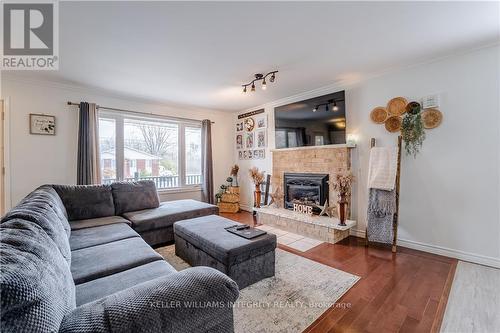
[236,134,243,149]
[244,117,255,132]
[30,114,56,135]
[236,121,243,132]
[256,129,267,148]
[245,132,254,149]
[256,114,267,129]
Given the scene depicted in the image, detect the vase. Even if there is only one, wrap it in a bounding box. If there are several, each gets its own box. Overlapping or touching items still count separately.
[338,196,348,226]
[254,184,262,208]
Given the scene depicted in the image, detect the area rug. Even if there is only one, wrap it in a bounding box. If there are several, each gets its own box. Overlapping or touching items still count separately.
[156,246,360,333]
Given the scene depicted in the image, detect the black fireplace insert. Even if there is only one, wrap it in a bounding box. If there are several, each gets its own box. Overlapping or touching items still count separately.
[283,173,329,214]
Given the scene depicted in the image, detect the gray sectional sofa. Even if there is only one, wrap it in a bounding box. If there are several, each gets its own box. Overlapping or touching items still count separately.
[0,181,239,333]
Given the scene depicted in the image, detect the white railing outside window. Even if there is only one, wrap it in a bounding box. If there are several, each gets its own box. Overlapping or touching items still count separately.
[98,112,202,191]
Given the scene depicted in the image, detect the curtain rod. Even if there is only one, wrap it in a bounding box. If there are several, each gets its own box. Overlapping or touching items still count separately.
[67,102,214,124]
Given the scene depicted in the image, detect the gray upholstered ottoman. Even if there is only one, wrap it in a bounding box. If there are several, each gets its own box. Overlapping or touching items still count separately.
[173,215,277,288]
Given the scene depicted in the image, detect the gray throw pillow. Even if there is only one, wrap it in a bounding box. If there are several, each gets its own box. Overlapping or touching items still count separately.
[111,181,160,215]
[52,184,115,221]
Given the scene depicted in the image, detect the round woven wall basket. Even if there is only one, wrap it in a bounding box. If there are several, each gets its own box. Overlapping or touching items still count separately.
[387,97,408,116]
[422,108,443,129]
[370,107,388,124]
[385,116,402,133]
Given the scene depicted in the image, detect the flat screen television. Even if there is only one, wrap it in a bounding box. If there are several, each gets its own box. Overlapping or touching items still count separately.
[274,90,346,149]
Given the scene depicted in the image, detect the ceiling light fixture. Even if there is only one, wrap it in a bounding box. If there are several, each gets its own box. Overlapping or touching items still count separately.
[242,70,278,93]
[312,99,343,112]
[332,101,339,111]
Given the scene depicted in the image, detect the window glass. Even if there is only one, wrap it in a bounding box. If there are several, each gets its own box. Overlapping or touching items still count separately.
[123,118,179,188]
[98,113,202,190]
[99,118,116,184]
[185,126,202,185]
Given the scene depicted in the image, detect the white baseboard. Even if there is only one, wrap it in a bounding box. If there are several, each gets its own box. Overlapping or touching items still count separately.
[341,229,500,269]
[396,238,500,269]
[239,204,253,213]
[238,214,500,269]
[350,228,366,238]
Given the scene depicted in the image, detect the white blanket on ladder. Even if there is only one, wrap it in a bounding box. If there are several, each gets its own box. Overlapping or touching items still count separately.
[367,147,398,191]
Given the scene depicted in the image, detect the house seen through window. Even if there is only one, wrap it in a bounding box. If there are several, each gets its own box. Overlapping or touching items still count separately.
[98,113,202,189]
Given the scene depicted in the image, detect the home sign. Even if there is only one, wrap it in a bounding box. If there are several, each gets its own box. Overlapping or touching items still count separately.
[293,203,313,215]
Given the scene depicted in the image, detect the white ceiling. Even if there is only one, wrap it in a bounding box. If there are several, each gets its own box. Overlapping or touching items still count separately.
[11,1,500,112]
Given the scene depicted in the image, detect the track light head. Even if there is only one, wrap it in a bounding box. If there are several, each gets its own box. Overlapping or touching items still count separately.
[262,79,267,90]
[313,107,317,112]
[270,73,276,83]
[332,101,339,111]
[243,86,247,93]
[251,82,256,92]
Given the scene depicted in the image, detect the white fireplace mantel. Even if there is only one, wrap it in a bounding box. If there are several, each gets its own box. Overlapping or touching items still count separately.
[270,143,356,152]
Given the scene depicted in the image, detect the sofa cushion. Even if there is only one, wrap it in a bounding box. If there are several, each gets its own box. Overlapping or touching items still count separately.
[52,184,115,221]
[0,219,75,332]
[111,180,160,215]
[69,215,131,231]
[71,237,163,284]
[70,223,140,251]
[1,186,71,264]
[124,199,219,233]
[173,215,277,266]
[75,260,177,306]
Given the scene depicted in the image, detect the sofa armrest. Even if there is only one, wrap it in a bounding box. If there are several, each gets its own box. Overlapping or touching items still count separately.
[60,267,239,333]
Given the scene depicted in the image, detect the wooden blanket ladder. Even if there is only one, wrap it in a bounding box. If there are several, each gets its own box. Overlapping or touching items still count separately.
[365,136,402,253]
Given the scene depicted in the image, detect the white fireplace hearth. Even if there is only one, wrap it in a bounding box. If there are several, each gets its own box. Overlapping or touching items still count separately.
[255,207,356,244]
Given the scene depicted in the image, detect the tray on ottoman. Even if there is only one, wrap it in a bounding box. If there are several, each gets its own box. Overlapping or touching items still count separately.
[173,215,277,288]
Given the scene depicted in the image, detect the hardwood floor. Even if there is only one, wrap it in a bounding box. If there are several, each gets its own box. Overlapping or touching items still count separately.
[220,211,457,333]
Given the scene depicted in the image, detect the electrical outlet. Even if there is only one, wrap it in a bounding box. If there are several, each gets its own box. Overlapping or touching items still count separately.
[421,94,440,109]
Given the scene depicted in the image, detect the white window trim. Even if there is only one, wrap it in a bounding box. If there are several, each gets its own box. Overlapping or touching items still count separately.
[99,111,202,192]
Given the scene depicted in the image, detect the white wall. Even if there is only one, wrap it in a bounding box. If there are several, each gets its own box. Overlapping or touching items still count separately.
[1,76,234,207]
[235,45,500,267]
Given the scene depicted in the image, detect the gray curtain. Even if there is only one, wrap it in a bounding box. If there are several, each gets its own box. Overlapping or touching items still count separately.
[201,119,214,204]
[77,102,101,185]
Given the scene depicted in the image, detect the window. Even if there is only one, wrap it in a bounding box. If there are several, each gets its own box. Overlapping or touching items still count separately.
[99,112,202,190]
[185,127,202,185]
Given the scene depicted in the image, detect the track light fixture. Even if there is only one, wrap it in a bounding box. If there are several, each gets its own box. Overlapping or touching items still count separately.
[312,99,343,112]
[242,71,278,93]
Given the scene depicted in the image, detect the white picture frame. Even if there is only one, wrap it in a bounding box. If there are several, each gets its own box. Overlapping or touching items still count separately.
[256,129,267,148]
[236,134,243,149]
[30,114,56,135]
[245,132,254,149]
[256,114,267,129]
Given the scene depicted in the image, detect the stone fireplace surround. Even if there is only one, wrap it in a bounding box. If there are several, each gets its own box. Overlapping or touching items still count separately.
[272,145,353,212]
[256,144,356,244]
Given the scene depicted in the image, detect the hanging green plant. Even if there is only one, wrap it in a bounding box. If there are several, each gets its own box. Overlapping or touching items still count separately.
[401,109,426,158]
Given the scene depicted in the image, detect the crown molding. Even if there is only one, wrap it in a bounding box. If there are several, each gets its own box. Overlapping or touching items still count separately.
[1,73,225,115]
[237,41,500,115]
